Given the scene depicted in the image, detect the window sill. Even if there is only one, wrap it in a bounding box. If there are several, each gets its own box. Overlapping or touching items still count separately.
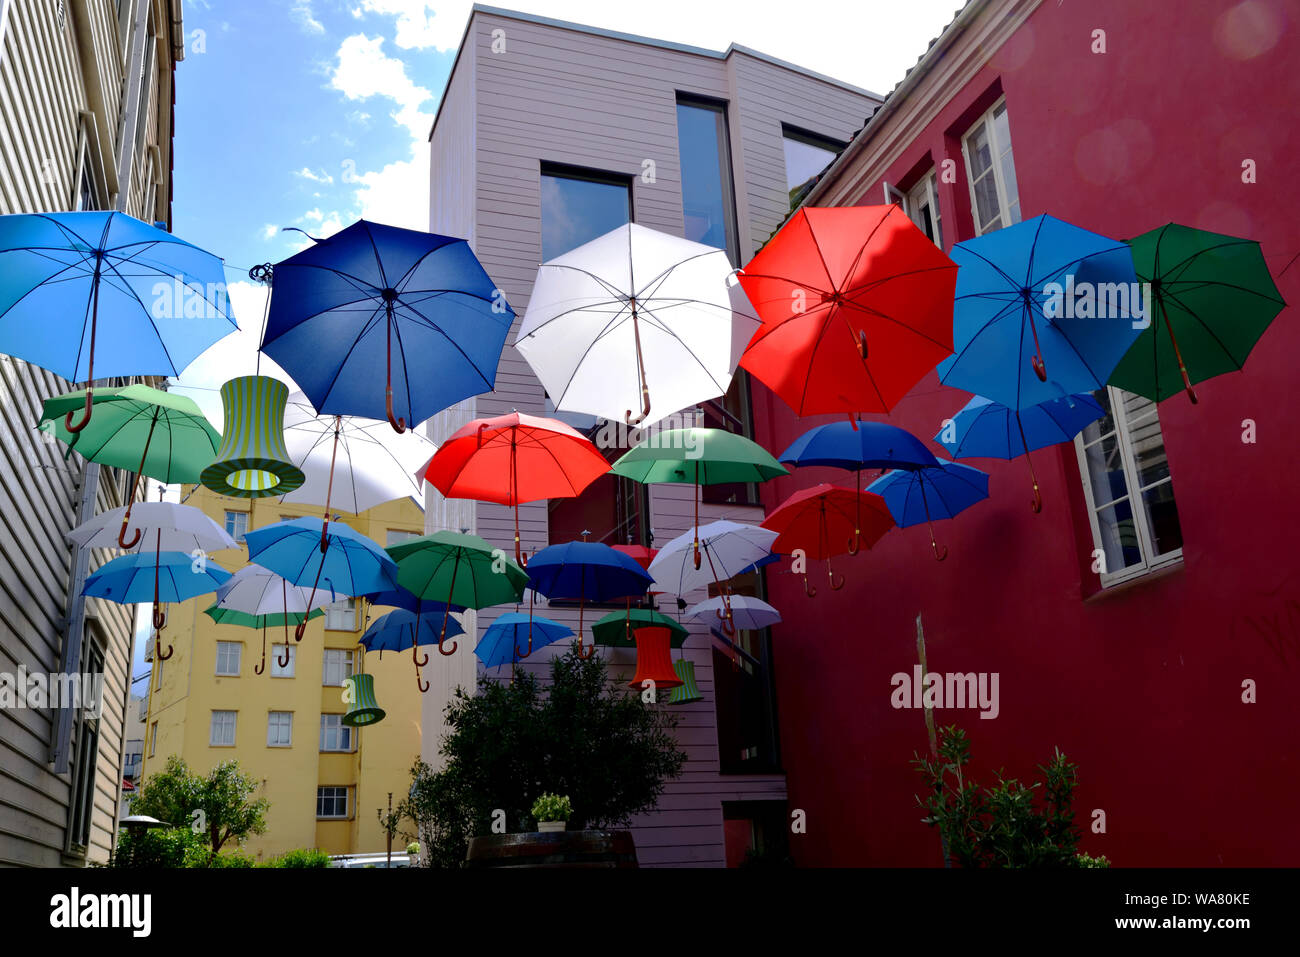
[1084,557,1184,604]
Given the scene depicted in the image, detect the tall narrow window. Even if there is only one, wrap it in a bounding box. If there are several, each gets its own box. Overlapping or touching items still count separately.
[677,97,740,263]
[322,649,353,687]
[215,641,242,676]
[319,714,354,752]
[906,170,943,247]
[67,642,104,852]
[149,720,157,757]
[782,126,844,213]
[1074,388,1183,586]
[224,510,248,543]
[267,712,293,747]
[962,98,1021,235]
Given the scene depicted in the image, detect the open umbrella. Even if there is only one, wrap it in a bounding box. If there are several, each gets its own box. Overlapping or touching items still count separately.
[260,219,513,432]
[207,564,335,674]
[525,540,654,658]
[515,222,759,427]
[761,484,893,595]
[38,384,220,546]
[611,428,786,568]
[591,608,690,648]
[867,461,990,561]
[0,211,236,431]
[359,608,467,692]
[1107,223,1287,404]
[684,595,781,632]
[360,587,464,691]
[475,613,572,670]
[424,412,611,563]
[935,393,1104,511]
[648,520,777,639]
[737,205,958,418]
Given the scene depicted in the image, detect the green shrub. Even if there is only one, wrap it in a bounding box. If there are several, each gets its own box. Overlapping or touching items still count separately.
[110,827,207,868]
[530,793,572,823]
[262,847,332,868]
[1076,852,1111,868]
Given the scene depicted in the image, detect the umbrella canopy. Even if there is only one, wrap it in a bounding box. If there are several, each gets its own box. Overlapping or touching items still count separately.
[0,211,237,431]
[515,222,759,427]
[591,608,690,648]
[936,393,1105,511]
[737,205,958,417]
[684,595,781,632]
[648,520,779,597]
[1107,223,1287,404]
[359,608,466,652]
[424,412,611,562]
[204,604,323,629]
[867,461,990,561]
[778,419,939,471]
[475,613,572,669]
[260,219,513,432]
[362,585,464,617]
[525,540,654,658]
[611,544,658,571]
[761,484,893,594]
[68,502,234,554]
[937,214,1142,409]
[205,564,331,674]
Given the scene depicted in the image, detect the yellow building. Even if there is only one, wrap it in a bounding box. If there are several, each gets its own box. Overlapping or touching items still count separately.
[140,484,425,860]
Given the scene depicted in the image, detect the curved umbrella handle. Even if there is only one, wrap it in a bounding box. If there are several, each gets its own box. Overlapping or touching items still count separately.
[803,576,817,599]
[692,543,702,571]
[412,639,429,668]
[828,562,845,591]
[576,638,595,659]
[64,391,94,434]
[719,610,737,638]
[1030,482,1042,514]
[386,387,407,434]
[931,539,949,562]
[857,330,868,360]
[1031,353,1047,382]
[152,605,166,630]
[846,530,861,556]
[319,519,330,554]
[294,618,309,642]
[437,635,457,656]
[153,632,173,662]
[625,386,651,428]
[416,670,429,693]
[277,643,291,668]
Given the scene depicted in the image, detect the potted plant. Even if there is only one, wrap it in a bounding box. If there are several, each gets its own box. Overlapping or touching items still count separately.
[531,793,572,833]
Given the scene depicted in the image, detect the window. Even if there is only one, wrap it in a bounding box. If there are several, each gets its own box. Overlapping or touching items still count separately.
[322,649,353,687]
[783,126,844,213]
[270,643,295,678]
[386,529,420,547]
[215,641,241,676]
[152,653,163,691]
[676,97,740,264]
[319,714,354,752]
[149,721,157,757]
[324,599,357,632]
[115,0,133,62]
[209,710,237,747]
[224,510,248,543]
[1074,387,1183,586]
[317,786,349,819]
[962,99,1020,235]
[539,162,632,261]
[267,712,293,747]
[713,578,781,774]
[906,170,943,247]
[67,642,104,852]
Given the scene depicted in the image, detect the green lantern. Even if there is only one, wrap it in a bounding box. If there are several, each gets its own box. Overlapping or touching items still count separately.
[666,658,703,705]
[201,375,305,498]
[341,673,386,727]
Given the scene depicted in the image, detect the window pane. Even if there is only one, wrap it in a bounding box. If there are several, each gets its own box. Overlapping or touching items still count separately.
[1095,498,1142,572]
[1082,433,1127,507]
[540,170,630,260]
[1140,481,1183,557]
[677,101,738,261]
[966,124,994,179]
[971,172,1001,232]
[270,644,295,677]
[783,132,839,211]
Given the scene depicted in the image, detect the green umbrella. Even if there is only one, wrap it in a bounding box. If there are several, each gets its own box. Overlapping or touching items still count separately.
[610,427,787,568]
[591,608,689,648]
[38,384,220,546]
[385,531,528,657]
[1108,224,1286,404]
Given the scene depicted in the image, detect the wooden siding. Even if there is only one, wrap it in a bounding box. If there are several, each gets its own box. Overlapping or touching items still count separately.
[427,10,879,866]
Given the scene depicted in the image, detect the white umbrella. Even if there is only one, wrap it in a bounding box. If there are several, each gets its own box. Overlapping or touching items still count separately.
[515,223,759,428]
[648,520,778,597]
[210,564,337,674]
[684,595,781,632]
[68,501,235,553]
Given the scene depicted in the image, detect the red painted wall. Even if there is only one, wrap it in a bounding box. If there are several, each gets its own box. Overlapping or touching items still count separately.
[753,0,1300,866]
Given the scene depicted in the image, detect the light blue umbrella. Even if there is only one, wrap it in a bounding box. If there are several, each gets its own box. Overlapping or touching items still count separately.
[935,393,1105,511]
[867,461,989,561]
[0,211,236,432]
[475,613,572,670]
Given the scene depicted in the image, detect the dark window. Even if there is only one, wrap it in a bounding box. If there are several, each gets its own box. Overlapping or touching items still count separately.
[782,125,844,212]
[712,574,780,774]
[723,800,792,868]
[539,162,631,261]
[67,642,105,852]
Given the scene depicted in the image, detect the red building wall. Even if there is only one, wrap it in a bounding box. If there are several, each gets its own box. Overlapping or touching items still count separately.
[753,0,1300,866]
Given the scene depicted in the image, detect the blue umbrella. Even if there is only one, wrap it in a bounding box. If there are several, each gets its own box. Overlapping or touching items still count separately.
[245,517,399,641]
[358,602,465,693]
[935,393,1105,512]
[84,550,232,660]
[475,613,572,670]
[867,461,989,561]
[259,219,513,433]
[363,585,464,616]
[526,540,654,658]
[0,211,236,432]
[937,215,1142,410]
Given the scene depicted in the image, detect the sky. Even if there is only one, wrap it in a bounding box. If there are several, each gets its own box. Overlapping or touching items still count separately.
[129,0,964,686]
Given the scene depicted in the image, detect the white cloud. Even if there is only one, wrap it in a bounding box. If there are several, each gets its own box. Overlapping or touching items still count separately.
[294,166,334,184]
[353,155,429,230]
[290,0,325,35]
[260,224,278,240]
[352,1,469,51]
[329,33,433,143]
[302,208,324,222]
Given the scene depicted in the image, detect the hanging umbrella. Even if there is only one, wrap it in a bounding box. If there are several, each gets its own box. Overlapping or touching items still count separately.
[359,608,467,692]
[935,393,1105,511]
[937,214,1142,410]
[206,564,336,674]
[611,544,658,570]
[515,222,759,427]
[611,428,786,568]
[1107,223,1287,404]
[737,205,958,418]
[761,484,893,595]
[648,520,777,639]
[525,540,654,658]
[244,517,400,642]
[260,219,513,432]
[591,608,690,649]
[359,587,464,691]
[0,211,236,432]
[38,385,220,546]
[475,613,572,670]
[385,531,528,657]
[684,595,781,632]
[84,550,231,660]
[424,412,611,564]
[778,419,938,552]
[867,461,990,561]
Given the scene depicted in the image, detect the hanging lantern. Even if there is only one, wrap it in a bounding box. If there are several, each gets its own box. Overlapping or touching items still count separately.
[201,376,305,498]
[627,626,684,692]
[341,673,386,726]
[666,658,703,705]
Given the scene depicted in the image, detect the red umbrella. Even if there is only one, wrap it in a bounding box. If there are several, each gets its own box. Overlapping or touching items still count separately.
[737,205,957,418]
[423,412,611,563]
[761,483,893,597]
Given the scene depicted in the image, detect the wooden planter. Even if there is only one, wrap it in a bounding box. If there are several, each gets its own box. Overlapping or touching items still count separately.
[465,829,638,868]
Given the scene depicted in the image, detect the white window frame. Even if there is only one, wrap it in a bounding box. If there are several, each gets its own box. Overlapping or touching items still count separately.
[209,710,237,747]
[225,510,248,543]
[267,711,293,748]
[905,170,943,248]
[961,97,1020,236]
[317,786,349,820]
[322,648,354,687]
[215,641,241,676]
[149,720,157,757]
[270,643,296,678]
[1073,386,1184,588]
[319,714,354,753]
[324,598,357,632]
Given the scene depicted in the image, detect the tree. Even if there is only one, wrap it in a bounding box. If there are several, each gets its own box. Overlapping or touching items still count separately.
[131,756,269,860]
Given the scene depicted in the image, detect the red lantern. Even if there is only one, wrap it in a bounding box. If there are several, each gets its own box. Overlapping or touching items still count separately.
[627,626,683,691]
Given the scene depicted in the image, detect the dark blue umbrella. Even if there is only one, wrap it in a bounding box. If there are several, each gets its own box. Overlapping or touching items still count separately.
[0,211,236,432]
[526,540,654,658]
[259,219,513,433]
[363,585,464,616]
[359,608,466,692]
[867,461,989,561]
[475,613,572,670]
[935,393,1105,512]
[937,215,1141,410]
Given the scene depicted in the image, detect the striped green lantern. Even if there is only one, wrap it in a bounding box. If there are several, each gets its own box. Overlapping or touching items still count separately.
[201,376,305,498]
[341,673,386,727]
[666,658,703,705]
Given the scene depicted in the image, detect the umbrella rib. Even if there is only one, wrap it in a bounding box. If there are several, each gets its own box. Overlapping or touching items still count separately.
[939,297,1024,382]
[394,296,500,394]
[98,254,182,375]
[1162,287,1246,369]
[314,303,388,412]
